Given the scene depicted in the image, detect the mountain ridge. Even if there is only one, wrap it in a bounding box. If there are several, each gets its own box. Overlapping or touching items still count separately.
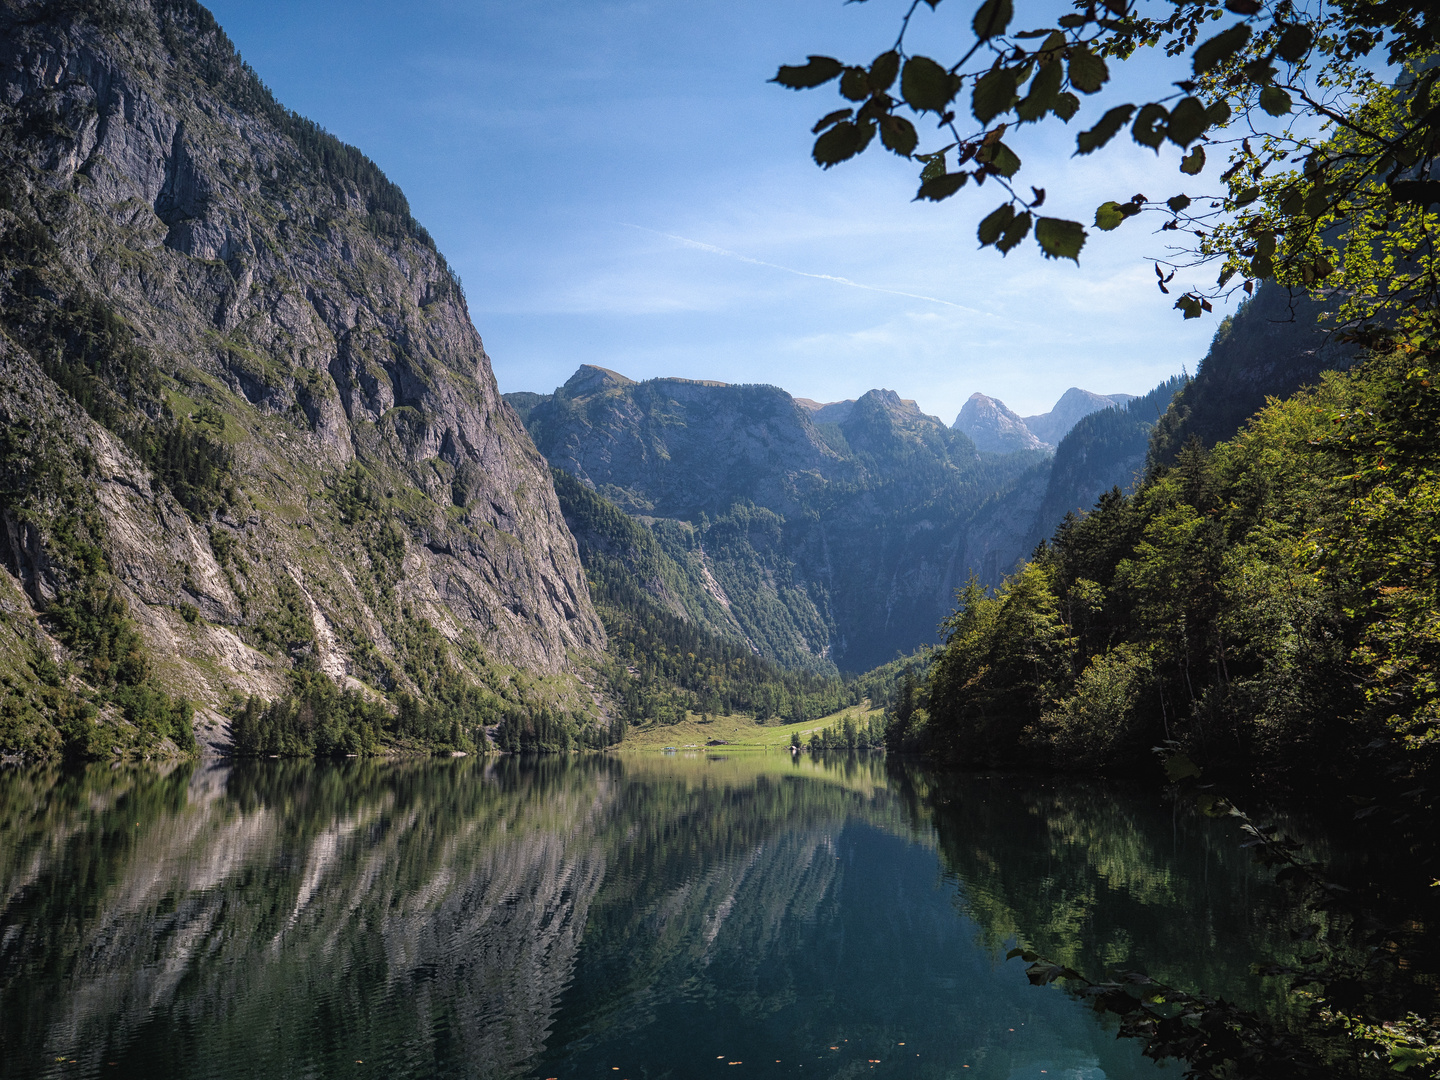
[0,0,605,756]
[512,366,1059,671]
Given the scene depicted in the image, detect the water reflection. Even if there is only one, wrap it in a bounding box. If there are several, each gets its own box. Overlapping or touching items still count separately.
[0,754,1291,1079]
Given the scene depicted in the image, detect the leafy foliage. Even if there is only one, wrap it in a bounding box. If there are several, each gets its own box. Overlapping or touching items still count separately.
[911,330,1440,797]
[805,710,887,752]
[774,0,1440,330]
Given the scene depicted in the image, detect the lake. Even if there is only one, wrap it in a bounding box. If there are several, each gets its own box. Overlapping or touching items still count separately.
[0,753,1302,1080]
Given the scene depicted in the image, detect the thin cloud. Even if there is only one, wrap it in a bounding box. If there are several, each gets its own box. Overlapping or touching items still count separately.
[623,224,982,313]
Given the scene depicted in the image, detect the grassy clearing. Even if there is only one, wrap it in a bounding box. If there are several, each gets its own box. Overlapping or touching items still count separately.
[617,704,885,751]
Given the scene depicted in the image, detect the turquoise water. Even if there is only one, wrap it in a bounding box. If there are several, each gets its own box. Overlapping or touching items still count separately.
[0,754,1295,1079]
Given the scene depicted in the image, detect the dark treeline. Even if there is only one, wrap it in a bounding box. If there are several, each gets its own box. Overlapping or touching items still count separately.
[883,331,1440,1077]
[892,335,1440,812]
[230,614,623,758]
[801,711,887,752]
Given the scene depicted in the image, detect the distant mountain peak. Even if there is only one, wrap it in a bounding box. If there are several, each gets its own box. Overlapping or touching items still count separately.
[563,364,636,396]
[798,389,929,427]
[954,393,1047,453]
[1023,387,1135,446]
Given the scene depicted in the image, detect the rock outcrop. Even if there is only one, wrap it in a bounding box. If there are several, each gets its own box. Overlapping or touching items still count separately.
[953,392,1047,452]
[0,0,602,754]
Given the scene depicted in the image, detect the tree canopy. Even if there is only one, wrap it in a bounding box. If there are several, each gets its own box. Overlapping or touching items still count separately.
[774,0,1439,332]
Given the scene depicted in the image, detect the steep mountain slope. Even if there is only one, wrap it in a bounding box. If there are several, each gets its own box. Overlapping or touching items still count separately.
[514,367,1048,672]
[1030,377,1187,541]
[0,0,602,756]
[1148,282,1357,464]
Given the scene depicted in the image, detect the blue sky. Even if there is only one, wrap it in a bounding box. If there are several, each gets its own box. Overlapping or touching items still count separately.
[205,0,1236,420]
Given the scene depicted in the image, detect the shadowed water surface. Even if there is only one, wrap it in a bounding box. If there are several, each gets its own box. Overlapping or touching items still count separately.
[0,753,1299,1079]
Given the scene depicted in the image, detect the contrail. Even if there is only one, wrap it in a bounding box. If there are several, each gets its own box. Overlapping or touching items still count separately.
[623,224,974,311]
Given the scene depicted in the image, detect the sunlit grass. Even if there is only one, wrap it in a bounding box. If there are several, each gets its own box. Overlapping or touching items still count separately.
[616,704,885,751]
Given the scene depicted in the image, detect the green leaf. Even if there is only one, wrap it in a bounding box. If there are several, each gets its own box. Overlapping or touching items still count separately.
[1094,201,1127,231]
[1166,96,1209,146]
[1192,24,1251,76]
[1206,99,1232,127]
[1260,85,1293,116]
[1244,59,1277,85]
[1131,103,1169,150]
[1180,145,1206,175]
[915,172,969,201]
[996,210,1033,253]
[978,203,1016,247]
[902,56,960,112]
[1176,294,1204,318]
[1067,45,1109,94]
[1224,0,1260,12]
[979,140,1021,177]
[880,114,919,157]
[1076,104,1135,154]
[1167,194,1192,212]
[1279,184,1307,215]
[774,56,845,89]
[1035,217,1086,261]
[973,0,1014,40]
[1305,184,1333,216]
[869,50,901,92]
[1026,961,1075,985]
[839,66,870,102]
[973,66,1019,123]
[915,148,950,182]
[1096,199,1142,229]
[812,121,875,168]
[811,109,853,135]
[1276,23,1314,63]
[1233,185,1261,206]
[1163,752,1202,781]
[1052,92,1080,121]
[1015,61,1063,122]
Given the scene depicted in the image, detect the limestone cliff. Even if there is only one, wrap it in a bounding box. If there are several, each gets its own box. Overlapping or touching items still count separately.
[953,392,1047,452]
[0,0,602,756]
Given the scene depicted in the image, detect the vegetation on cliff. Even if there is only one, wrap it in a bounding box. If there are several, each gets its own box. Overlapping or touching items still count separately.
[0,0,606,760]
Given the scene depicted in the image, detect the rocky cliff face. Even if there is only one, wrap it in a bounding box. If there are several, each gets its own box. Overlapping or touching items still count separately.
[0,0,602,755]
[1022,387,1135,446]
[953,392,1047,452]
[955,387,1133,451]
[514,367,1047,672]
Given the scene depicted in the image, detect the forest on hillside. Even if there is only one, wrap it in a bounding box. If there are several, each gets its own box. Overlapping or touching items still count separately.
[892,337,1439,805]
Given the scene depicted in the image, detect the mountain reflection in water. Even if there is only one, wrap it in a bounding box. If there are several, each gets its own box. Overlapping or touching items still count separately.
[0,754,1293,1079]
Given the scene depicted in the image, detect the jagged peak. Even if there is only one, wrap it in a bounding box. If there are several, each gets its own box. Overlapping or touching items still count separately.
[562,364,636,396]
[953,393,1047,453]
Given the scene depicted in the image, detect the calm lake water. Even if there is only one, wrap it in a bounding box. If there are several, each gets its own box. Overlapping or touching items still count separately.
[0,753,1302,1080]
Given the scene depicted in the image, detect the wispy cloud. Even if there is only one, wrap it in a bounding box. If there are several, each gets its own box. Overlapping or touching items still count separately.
[623,224,983,313]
